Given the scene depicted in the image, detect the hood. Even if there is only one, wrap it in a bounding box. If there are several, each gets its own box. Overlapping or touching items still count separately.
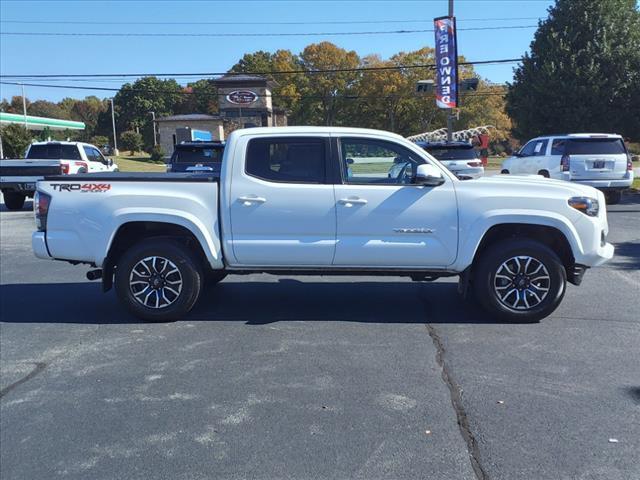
[469,174,601,198]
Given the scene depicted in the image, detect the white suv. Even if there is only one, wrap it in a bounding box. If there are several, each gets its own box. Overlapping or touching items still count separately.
[501,134,634,204]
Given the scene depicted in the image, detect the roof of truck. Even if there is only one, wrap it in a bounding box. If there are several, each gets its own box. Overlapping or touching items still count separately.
[230,126,405,139]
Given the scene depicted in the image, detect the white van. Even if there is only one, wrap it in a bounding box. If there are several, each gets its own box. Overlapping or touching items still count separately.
[501,134,634,204]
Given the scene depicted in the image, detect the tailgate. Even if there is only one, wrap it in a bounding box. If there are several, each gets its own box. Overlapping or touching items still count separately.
[569,154,627,180]
[565,138,628,180]
[0,159,61,178]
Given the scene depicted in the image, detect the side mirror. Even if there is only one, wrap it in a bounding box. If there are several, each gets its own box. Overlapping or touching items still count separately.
[415,164,445,186]
[108,158,114,167]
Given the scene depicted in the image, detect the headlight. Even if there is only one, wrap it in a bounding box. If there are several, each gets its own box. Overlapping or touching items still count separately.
[568,196,599,217]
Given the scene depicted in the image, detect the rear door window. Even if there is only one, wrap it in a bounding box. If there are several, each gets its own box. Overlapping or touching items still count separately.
[245,137,326,184]
[551,139,567,155]
[565,139,626,155]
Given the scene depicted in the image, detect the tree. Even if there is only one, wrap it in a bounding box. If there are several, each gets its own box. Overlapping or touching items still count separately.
[120,130,143,154]
[229,49,303,118]
[298,42,361,125]
[0,124,32,158]
[506,0,640,141]
[113,77,183,146]
[174,79,219,115]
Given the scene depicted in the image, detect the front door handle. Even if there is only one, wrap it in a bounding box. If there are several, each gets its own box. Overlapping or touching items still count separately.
[338,197,368,206]
[238,195,267,206]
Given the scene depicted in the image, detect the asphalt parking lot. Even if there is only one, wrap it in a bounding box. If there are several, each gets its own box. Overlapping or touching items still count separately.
[1,193,639,480]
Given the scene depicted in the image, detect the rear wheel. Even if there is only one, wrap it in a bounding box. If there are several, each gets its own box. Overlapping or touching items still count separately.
[538,170,550,178]
[501,169,509,174]
[605,190,622,205]
[3,191,26,210]
[473,239,566,323]
[114,239,203,322]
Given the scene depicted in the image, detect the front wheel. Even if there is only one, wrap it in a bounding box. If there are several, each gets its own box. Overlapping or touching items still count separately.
[3,191,26,210]
[114,239,203,321]
[501,169,509,174]
[472,239,566,322]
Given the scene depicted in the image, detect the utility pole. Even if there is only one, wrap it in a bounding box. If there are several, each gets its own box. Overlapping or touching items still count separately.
[446,0,454,142]
[110,98,119,156]
[21,84,28,127]
[150,111,157,146]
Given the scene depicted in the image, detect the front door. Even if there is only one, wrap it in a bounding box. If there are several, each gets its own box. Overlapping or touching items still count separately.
[333,137,458,268]
[228,136,336,266]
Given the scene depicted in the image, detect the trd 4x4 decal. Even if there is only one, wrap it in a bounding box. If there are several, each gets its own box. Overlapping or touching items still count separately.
[51,183,111,192]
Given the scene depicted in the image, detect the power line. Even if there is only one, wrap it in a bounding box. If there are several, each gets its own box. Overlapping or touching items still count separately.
[0,80,507,101]
[0,16,542,25]
[0,58,522,79]
[0,25,536,38]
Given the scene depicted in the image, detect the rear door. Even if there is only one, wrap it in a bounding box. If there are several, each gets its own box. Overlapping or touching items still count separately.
[228,135,336,266]
[333,136,458,268]
[565,137,628,180]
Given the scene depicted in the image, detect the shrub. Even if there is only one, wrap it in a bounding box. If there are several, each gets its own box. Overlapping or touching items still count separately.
[0,124,32,158]
[149,144,165,162]
[120,130,143,154]
[90,135,109,147]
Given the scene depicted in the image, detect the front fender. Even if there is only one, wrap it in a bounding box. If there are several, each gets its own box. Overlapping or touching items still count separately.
[454,210,583,271]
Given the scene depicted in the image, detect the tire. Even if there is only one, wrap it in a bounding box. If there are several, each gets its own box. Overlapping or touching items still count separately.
[605,190,622,205]
[472,239,566,323]
[3,191,26,210]
[501,169,509,174]
[114,239,203,322]
[538,170,550,178]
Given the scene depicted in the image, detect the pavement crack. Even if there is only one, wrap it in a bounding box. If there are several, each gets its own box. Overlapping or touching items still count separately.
[0,362,48,399]
[426,324,488,480]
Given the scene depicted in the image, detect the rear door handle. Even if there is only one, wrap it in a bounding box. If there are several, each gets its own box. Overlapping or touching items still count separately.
[338,197,368,206]
[238,195,267,205]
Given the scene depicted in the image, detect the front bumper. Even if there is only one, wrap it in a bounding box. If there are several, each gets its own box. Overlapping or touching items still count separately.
[32,231,51,259]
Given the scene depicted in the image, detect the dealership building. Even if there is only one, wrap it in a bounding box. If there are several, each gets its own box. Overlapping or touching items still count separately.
[155,74,287,156]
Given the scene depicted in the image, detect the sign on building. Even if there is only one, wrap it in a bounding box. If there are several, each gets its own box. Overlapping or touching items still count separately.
[434,16,458,109]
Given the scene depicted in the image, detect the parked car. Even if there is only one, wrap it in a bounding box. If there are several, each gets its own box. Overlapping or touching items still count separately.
[415,141,484,180]
[501,133,634,204]
[1,141,118,210]
[33,126,613,323]
[166,141,225,173]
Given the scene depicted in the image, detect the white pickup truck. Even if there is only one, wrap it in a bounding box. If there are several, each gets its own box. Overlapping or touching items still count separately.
[0,141,118,210]
[32,127,614,322]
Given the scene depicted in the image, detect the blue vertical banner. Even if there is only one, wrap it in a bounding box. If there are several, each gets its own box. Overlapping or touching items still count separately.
[434,16,458,109]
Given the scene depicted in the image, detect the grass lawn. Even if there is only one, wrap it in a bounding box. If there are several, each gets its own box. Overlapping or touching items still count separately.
[632,176,640,191]
[111,152,166,173]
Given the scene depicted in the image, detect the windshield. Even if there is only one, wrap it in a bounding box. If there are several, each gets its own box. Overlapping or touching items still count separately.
[173,146,224,163]
[26,144,81,160]
[565,138,626,155]
[424,147,478,161]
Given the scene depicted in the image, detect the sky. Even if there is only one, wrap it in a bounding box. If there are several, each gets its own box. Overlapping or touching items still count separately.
[0,0,555,103]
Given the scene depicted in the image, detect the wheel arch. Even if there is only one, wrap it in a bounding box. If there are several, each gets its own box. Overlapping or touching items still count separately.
[102,217,223,291]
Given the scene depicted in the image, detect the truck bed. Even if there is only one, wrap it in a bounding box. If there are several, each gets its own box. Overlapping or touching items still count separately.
[43,172,219,182]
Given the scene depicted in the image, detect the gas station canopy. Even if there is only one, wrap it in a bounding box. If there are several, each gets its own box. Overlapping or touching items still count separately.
[0,112,85,131]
